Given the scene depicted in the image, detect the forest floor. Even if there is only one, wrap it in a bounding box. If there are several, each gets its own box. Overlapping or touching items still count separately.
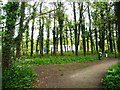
[32,58,118,88]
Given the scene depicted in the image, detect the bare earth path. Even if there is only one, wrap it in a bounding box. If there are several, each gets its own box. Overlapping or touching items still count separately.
[32,58,118,88]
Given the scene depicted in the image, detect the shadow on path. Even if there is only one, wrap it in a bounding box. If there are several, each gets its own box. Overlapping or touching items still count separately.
[33,58,118,88]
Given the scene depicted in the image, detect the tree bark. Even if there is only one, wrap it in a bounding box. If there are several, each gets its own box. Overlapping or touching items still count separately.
[53,9,56,55]
[73,2,78,56]
[30,5,36,57]
[94,28,98,52]
[88,3,93,54]
[82,18,86,56]
[58,2,64,55]
[39,2,43,57]
[16,2,25,58]
[116,2,120,56]
[46,14,50,54]
[2,2,19,69]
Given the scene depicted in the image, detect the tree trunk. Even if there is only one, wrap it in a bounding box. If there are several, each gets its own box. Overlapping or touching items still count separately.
[53,10,56,55]
[87,33,89,53]
[56,27,59,52]
[78,2,83,53]
[16,2,25,58]
[58,2,64,55]
[88,3,93,54]
[39,2,43,57]
[36,37,39,53]
[107,5,113,53]
[73,2,78,56]
[82,18,86,56]
[46,14,50,54]
[63,34,66,52]
[25,24,29,55]
[99,9,105,53]
[2,2,19,69]
[116,2,120,56]
[108,24,113,53]
[70,26,73,52]
[95,28,98,52]
[65,26,68,51]
[40,18,44,57]
[30,6,36,57]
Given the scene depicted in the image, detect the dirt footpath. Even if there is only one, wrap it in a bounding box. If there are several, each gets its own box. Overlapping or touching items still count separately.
[32,58,118,88]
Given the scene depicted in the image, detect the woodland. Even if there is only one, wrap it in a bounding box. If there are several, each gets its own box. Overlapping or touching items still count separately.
[1,1,120,89]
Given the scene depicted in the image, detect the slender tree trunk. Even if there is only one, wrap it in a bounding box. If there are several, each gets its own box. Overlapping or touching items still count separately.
[107,5,113,53]
[101,27,105,53]
[113,25,117,57]
[108,24,113,53]
[36,37,39,53]
[70,27,73,52]
[82,18,86,56]
[59,23,63,55]
[73,2,78,56]
[95,28,98,52]
[87,33,89,53]
[56,27,59,52]
[30,15,35,57]
[25,24,29,55]
[65,26,68,51]
[116,2,120,56]
[88,4,93,54]
[40,18,44,56]
[78,2,83,53]
[39,2,43,57]
[99,9,105,53]
[46,14,50,54]
[58,2,64,55]
[53,10,56,55]
[16,2,25,58]
[63,34,66,52]
[30,6,36,57]
[116,23,118,52]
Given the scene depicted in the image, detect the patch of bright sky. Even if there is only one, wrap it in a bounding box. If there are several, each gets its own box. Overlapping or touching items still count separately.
[2,0,90,40]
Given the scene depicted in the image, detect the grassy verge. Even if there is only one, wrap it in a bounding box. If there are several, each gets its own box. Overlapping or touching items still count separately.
[102,63,120,90]
[2,64,36,88]
[19,54,99,65]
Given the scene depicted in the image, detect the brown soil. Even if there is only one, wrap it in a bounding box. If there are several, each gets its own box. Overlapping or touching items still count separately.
[32,57,118,88]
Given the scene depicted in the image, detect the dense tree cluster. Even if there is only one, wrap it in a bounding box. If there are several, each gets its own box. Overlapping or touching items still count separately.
[1,1,120,69]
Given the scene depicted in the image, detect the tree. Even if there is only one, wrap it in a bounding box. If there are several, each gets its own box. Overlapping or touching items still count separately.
[69,21,74,52]
[73,2,78,56]
[88,2,93,54]
[16,2,25,58]
[30,3,36,57]
[53,3,56,55]
[39,2,43,57]
[2,2,19,69]
[78,2,83,53]
[82,17,86,56]
[46,13,51,54]
[65,20,69,51]
[58,2,64,55]
[116,2,120,56]
[25,25,29,55]
[107,5,113,53]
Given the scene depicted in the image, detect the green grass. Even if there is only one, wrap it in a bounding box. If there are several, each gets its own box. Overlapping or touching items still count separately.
[18,51,118,65]
[102,63,120,90]
[19,54,99,65]
[2,64,36,88]
[2,51,117,88]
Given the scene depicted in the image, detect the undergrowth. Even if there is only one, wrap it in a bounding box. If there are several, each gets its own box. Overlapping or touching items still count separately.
[19,54,98,65]
[2,64,36,88]
[102,63,120,90]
